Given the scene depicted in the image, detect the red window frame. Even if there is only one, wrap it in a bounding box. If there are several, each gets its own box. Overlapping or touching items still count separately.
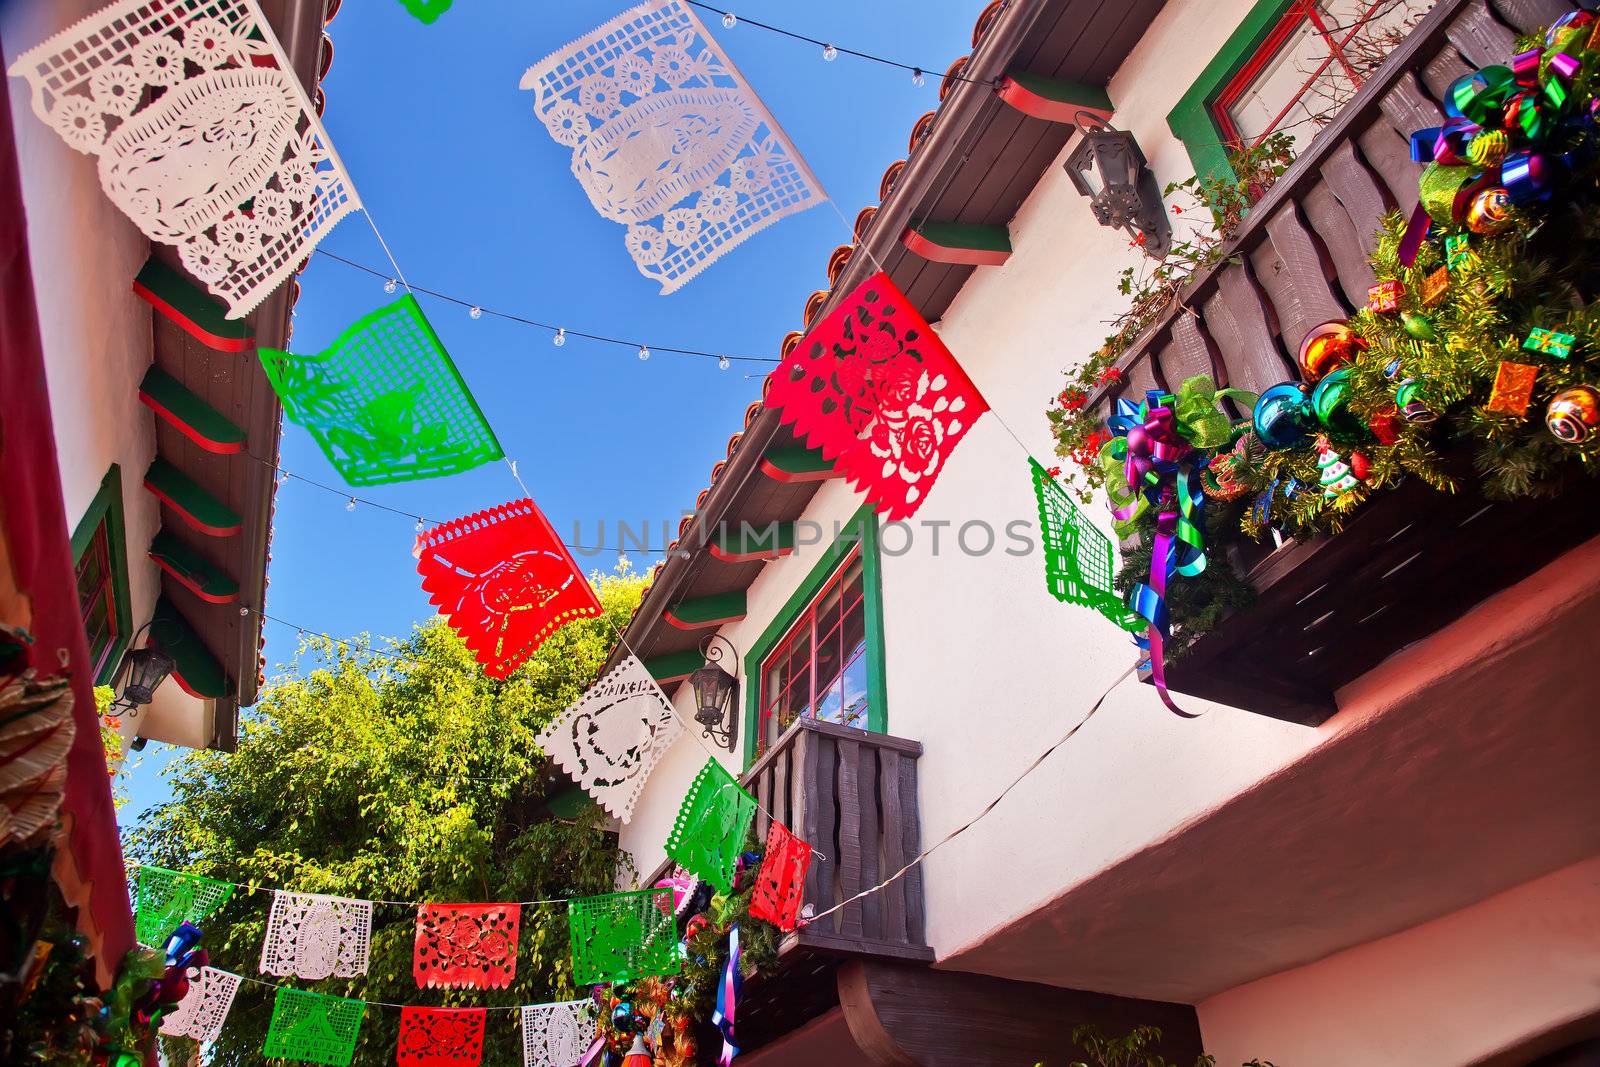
[1212,0,1385,147]
[75,521,120,681]
[757,551,869,747]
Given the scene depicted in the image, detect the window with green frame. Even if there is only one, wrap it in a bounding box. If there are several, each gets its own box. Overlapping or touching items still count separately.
[1168,0,1434,181]
[741,506,887,767]
[70,465,134,686]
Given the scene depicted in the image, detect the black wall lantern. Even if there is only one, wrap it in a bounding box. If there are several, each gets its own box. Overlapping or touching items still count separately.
[1064,115,1171,259]
[109,623,176,716]
[689,634,739,752]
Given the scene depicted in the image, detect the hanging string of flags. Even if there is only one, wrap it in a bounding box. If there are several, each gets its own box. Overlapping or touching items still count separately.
[6,0,361,318]
[520,0,826,294]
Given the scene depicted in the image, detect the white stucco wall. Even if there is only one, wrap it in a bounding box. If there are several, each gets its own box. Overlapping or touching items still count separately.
[4,2,162,640]
[618,0,1323,926]
[1196,854,1600,1067]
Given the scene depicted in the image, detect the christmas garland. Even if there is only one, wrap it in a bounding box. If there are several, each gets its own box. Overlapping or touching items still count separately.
[1053,10,1600,646]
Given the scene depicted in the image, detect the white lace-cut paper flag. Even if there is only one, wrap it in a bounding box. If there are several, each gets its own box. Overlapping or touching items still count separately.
[6,0,361,318]
[534,654,682,824]
[520,1000,597,1067]
[519,0,824,294]
[259,891,373,980]
[161,967,242,1045]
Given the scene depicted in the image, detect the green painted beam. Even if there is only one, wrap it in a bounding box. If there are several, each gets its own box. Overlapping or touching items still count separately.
[664,591,747,630]
[149,531,239,605]
[151,595,228,699]
[545,784,598,821]
[902,221,1012,266]
[711,522,797,563]
[138,365,247,455]
[144,458,242,537]
[133,255,254,352]
[998,71,1113,123]
[759,446,837,483]
[645,649,704,684]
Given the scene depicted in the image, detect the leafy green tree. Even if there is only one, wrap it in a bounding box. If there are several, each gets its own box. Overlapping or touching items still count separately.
[128,567,645,1066]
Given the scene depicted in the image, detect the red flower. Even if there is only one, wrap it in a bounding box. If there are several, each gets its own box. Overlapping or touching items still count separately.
[1057,388,1087,411]
[1045,466,1062,478]
[1172,204,1184,214]
[1129,232,1147,248]
[1095,366,1123,386]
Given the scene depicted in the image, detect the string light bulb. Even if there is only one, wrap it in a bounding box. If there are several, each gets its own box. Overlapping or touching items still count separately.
[718,355,730,370]
[638,344,650,361]
[383,278,397,294]
[238,605,249,617]
[822,43,838,62]
[414,518,426,532]
[346,496,357,512]
[911,67,924,87]
[469,306,483,320]
[553,327,566,347]
[721,11,736,28]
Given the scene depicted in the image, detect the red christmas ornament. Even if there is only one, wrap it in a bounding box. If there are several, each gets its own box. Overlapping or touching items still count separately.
[684,914,710,941]
[765,273,988,520]
[416,499,601,678]
[748,821,812,933]
[413,904,520,990]
[1368,408,1402,445]
[397,1007,487,1067]
[1349,450,1372,482]
[1297,322,1366,382]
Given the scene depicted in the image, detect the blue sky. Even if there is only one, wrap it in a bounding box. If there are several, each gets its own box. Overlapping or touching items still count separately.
[123,0,984,819]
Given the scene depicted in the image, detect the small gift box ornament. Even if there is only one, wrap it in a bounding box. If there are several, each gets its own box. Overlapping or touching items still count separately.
[1523,327,1575,359]
[1366,280,1402,313]
[1444,234,1477,271]
[1487,361,1540,417]
[1421,266,1450,307]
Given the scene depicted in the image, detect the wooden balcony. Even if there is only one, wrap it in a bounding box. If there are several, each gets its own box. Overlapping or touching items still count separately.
[1088,0,1600,725]
[748,718,931,964]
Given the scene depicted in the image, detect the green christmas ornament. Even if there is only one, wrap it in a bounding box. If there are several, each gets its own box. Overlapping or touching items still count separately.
[1395,378,1437,422]
[1310,367,1365,439]
[1401,311,1437,341]
[1316,436,1362,499]
[664,759,756,893]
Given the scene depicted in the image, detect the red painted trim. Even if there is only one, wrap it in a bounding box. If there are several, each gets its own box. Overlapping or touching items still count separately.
[137,390,245,455]
[759,457,836,483]
[997,75,1113,124]
[664,609,747,630]
[149,553,239,605]
[141,478,243,538]
[900,226,1012,266]
[709,542,796,564]
[132,280,255,353]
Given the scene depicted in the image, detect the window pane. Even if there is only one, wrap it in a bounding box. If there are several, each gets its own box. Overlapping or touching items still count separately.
[1221,0,1433,151]
[756,551,873,739]
[839,649,869,730]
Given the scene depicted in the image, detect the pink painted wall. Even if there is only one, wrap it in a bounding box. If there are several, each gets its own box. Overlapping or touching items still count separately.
[1197,854,1600,1067]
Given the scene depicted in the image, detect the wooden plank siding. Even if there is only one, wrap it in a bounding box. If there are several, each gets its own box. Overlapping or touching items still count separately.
[1087,0,1600,724]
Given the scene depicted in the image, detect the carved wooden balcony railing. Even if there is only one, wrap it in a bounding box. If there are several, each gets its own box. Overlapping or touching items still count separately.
[745,718,931,963]
[1088,0,1600,725]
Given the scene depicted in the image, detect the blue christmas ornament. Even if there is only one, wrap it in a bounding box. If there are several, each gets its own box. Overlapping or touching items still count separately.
[1252,383,1315,450]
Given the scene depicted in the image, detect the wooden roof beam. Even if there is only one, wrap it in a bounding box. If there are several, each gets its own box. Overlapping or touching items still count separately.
[664,592,747,630]
[144,458,243,537]
[710,522,797,564]
[152,595,229,699]
[901,220,1013,266]
[138,365,247,455]
[760,446,837,483]
[150,531,240,605]
[645,649,704,685]
[997,70,1113,124]
[133,255,255,352]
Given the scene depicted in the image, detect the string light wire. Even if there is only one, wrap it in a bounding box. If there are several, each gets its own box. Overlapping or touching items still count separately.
[314,247,778,365]
[687,1,999,87]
